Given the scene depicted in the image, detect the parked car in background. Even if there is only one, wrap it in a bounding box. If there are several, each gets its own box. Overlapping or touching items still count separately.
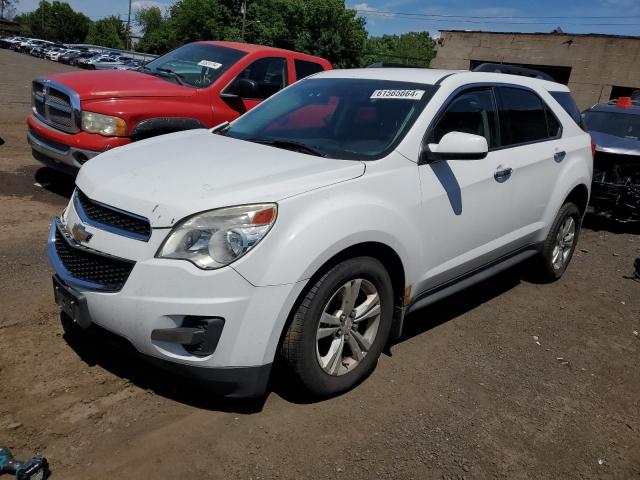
[19,39,53,53]
[29,46,46,58]
[86,56,125,70]
[0,36,26,49]
[47,68,592,397]
[46,47,67,61]
[27,41,332,174]
[115,59,142,71]
[59,50,82,64]
[71,52,97,67]
[583,97,640,222]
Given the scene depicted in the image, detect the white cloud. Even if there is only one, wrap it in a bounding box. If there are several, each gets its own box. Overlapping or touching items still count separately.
[132,1,170,13]
[351,2,395,19]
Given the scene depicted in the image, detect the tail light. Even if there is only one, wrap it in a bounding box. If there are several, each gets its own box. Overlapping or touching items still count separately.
[591,141,596,158]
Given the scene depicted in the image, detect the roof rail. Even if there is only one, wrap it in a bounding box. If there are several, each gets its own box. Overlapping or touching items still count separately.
[471,63,556,82]
[366,62,423,69]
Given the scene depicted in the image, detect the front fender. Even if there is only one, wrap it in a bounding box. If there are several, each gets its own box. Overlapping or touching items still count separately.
[232,156,423,288]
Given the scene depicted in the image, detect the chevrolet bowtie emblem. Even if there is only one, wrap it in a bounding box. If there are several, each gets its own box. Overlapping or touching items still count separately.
[71,223,93,243]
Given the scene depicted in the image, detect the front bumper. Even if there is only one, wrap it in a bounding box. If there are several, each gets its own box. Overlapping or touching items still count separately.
[47,214,304,397]
[27,114,130,173]
[590,150,639,222]
[28,128,100,172]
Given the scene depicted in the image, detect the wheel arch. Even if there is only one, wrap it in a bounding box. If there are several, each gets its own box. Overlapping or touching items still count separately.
[130,117,206,141]
[272,241,407,365]
[563,183,590,218]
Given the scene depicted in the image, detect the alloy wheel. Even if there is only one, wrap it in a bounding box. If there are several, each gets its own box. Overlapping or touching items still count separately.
[552,216,576,270]
[315,278,381,376]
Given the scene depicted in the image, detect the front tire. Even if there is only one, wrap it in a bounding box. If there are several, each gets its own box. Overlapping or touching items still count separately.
[535,202,581,281]
[280,256,394,397]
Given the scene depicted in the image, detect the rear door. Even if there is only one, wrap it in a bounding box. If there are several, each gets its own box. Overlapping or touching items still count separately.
[491,85,564,239]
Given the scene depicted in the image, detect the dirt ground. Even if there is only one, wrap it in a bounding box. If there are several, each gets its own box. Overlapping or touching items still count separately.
[0,49,639,480]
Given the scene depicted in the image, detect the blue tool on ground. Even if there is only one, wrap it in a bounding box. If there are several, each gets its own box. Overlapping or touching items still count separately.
[0,447,49,480]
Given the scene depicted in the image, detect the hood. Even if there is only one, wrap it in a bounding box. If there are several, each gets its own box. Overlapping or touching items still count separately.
[47,70,196,101]
[590,131,640,156]
[76,130,366,227]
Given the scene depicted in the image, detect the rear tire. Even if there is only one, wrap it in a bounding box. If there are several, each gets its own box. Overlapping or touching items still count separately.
[280,256,394,397]
[534,202,581,281]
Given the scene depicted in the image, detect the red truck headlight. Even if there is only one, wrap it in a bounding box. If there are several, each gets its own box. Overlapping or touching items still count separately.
[81,111,127,136]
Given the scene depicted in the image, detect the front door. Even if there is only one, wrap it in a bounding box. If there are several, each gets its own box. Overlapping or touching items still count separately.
[415,86,520,294]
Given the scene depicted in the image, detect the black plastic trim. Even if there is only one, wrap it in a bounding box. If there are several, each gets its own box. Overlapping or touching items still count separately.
[408,244,539,314]
[131,117,206,141]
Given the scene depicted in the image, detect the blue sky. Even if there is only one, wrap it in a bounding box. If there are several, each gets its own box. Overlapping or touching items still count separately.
[15,0,640,37]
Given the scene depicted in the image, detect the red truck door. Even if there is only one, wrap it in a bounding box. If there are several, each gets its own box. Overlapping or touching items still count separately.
[216,56,289,121]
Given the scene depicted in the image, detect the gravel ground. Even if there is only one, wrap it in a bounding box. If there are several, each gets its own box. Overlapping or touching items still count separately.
[0,49,639,479]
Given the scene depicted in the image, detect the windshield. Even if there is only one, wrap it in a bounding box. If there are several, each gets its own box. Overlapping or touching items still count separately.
[223,78,438,160]
[144,43,247,88]
[583,111,640,140]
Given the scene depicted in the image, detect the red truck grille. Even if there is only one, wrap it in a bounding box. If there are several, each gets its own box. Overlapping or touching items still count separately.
[32,79,80,134]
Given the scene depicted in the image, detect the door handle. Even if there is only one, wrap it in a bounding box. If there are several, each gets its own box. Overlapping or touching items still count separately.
[494,166,513,182]
[554,151,566,162]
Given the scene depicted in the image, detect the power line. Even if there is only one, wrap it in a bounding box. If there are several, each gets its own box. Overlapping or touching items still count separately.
[353,9,640,19]
[355,10,640,26]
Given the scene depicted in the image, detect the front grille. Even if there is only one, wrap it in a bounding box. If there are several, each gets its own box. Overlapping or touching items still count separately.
[54,226,134,291]
[32,79,79,133]
[76,190,152,240]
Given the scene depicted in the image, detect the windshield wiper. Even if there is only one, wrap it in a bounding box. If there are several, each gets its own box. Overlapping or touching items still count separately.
[153,67,186,86]
[211,121,230,135]
[248,138,328,157]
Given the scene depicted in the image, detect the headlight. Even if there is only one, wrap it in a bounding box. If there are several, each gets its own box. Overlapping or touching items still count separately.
[157,204,277,270]
[81,111,127,136]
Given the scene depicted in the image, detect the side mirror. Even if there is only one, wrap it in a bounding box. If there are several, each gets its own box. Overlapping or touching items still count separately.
[221,78,259,99]
[235,78,259,98]
[420,131,488,164]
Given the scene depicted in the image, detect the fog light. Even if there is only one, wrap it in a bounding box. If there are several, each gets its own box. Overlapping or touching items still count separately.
[151,316,225,357]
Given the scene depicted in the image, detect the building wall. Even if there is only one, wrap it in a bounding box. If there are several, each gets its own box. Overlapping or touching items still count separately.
[0,20,20,36]
[431,31,640,110]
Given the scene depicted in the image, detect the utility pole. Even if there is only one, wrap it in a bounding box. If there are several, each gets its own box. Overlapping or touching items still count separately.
[126,0,132,50]
[240,0,247,42]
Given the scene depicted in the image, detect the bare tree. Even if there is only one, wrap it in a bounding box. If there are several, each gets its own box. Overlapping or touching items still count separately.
[0,0,17,20]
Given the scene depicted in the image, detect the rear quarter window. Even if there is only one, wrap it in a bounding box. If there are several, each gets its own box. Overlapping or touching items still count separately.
[496,87,560,147]
[550,91,582,125]
[294,59,325,80]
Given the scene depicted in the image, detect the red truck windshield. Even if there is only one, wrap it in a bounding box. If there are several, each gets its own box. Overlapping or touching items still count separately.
[143,43,247,88]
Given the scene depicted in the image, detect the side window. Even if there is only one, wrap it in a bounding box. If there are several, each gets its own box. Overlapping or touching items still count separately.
[294,59,324,80]
[545,106,562,138]
[496,87,557,146]
[550,91,581,125]
[230,57,288,100]
[431,88,498,149]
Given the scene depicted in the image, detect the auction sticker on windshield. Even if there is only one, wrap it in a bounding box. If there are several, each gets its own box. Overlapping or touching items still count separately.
[370,89,425,100]
[198,60,223,69]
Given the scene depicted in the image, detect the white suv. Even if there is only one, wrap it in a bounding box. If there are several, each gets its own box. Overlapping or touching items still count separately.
[48,68,592,397]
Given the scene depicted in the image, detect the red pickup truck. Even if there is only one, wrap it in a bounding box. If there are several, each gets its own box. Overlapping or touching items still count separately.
[27,41,332,174]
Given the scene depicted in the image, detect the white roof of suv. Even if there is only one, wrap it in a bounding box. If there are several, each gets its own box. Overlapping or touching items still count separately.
[316,68,570,93]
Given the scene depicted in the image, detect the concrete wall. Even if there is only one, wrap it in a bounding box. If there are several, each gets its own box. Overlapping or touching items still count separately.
[431,31,640,110]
